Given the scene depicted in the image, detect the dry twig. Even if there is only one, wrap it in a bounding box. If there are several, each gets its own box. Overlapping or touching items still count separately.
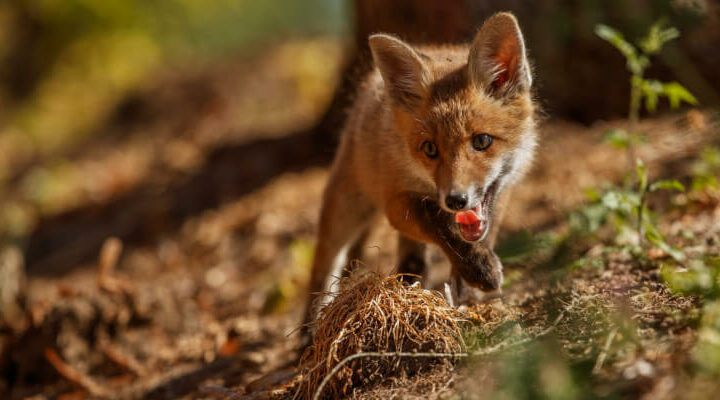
[593,326,618,374]
[101,342,148,376]
[44,348,111,398]
[97,237,132,294]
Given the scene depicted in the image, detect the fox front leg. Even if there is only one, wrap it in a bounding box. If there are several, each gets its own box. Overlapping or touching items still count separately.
[385,193,503,296]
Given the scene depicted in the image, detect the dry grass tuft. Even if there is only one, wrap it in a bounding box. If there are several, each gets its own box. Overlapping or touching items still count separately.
[296,273,467,400]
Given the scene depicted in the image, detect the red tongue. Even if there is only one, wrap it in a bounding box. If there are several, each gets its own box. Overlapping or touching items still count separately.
[455,209,485,241]
[455,210,480,224]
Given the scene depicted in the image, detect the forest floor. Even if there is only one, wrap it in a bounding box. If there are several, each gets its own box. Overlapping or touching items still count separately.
[1,39,719,399]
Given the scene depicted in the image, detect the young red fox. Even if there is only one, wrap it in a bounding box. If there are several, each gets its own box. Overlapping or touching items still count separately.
[305,12,536,327]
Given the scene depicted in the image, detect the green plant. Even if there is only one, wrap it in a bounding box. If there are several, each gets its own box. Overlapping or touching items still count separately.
[595,20,697,166]
[569,158,685,261]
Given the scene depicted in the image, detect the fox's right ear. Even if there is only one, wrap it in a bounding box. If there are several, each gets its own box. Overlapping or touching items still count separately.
[369,34,430,108]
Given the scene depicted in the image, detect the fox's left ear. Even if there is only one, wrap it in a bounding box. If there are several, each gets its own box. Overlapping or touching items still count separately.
[468,12,532,97]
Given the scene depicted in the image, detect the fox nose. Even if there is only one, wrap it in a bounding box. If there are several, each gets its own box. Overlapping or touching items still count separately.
[445,193,468,211]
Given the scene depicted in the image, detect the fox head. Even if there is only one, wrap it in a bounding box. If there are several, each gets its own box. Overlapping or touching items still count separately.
[369,12,536,244]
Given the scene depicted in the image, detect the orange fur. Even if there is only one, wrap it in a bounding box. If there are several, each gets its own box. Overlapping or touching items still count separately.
[304,12,538,334]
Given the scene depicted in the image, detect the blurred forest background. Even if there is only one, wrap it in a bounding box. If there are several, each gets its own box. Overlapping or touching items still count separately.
[1,0,718,264]
[1,1,720,399]
[0,0,347,252]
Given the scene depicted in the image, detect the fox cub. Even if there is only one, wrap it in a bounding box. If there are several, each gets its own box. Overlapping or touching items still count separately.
[306,12,537,324]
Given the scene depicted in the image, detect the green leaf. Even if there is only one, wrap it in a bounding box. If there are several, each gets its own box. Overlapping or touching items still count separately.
[646,225,685,261]
[663,258,720,296]
[649,179,685,192]
[595,24,637,59]
[600,190,639,216]
[595,24,644,74]
[584,187,601,202]
[663,81,698,108]
[640,79,664,113]
[639,20,680,55]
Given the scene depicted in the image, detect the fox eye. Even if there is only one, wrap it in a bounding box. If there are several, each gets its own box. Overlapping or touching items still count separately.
[421,140,438,158]
[472,133,493,151]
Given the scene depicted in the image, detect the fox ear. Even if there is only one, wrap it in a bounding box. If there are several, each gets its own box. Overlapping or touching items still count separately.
[468,12,531,97]
[369,34,430,108]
